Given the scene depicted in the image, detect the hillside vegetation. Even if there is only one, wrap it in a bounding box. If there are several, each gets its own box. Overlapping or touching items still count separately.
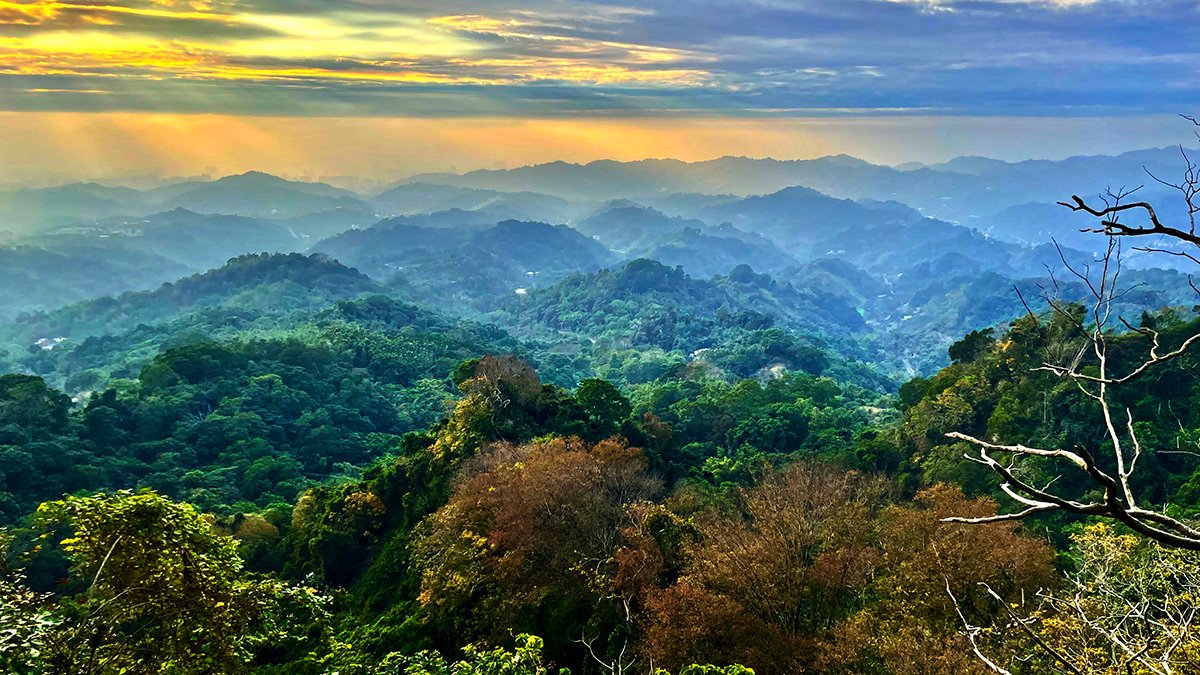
[3,149,1200,674]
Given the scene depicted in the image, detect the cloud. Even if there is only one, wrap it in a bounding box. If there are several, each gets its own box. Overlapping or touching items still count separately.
[882,0,1103,9]
[0,0,1195,117]
[0,0,280,38]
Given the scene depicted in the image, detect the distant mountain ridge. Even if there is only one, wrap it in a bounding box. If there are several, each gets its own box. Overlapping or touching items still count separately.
[5,145,1196,237]
[10,253,380,344]
[399,146,1200,226]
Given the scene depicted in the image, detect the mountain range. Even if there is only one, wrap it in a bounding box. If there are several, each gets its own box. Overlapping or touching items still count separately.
[2,146,1197,384]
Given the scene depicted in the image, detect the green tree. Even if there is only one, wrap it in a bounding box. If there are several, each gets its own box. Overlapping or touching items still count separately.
[32,490,325,674]
[0,374,71,443]
[575,378,632,440]
[0,532,54,675]
[947,328,994,365]
[403,634,565,675]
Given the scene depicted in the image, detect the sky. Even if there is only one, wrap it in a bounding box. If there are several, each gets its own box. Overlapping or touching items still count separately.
[1,0,1198,182]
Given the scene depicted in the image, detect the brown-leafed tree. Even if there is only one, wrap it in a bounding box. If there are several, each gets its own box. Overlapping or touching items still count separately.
[410,436,661,669]
[640,465,1055,675]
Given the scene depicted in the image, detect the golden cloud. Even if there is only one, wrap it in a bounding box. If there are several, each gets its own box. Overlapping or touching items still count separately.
[0,0,237,27]
[0,5,714,89]
[0,1,56,24]
[0,38,706,88]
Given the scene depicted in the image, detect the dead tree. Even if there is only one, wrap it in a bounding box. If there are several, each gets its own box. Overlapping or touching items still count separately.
[945,116,1200,550]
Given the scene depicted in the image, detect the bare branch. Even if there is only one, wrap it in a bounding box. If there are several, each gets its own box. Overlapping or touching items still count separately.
[1060,195,1200,247]
[946,580,1016,675]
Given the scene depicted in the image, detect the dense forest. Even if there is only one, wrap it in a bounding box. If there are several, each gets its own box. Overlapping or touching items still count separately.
[3,147,1200,674]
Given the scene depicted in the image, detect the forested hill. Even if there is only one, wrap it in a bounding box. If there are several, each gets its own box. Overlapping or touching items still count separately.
[6,304,1200,672]
[312,219,615,308]
[0,295,531,523]
[8,253,381,346]
[0,245,190,323]
[499,259,863,378]
[497,256,1189,383]
[3,149,1200,673]
[891,310,1200,517]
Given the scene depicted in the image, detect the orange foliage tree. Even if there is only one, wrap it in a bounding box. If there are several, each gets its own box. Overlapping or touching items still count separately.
[411,436,662,664]
[639,465,1056,675]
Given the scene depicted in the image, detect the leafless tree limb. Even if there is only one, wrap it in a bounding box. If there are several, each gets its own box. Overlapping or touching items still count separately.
[949,118,1200,551]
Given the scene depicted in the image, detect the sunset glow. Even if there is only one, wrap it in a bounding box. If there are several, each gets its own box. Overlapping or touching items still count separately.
[1,0,1197,180]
